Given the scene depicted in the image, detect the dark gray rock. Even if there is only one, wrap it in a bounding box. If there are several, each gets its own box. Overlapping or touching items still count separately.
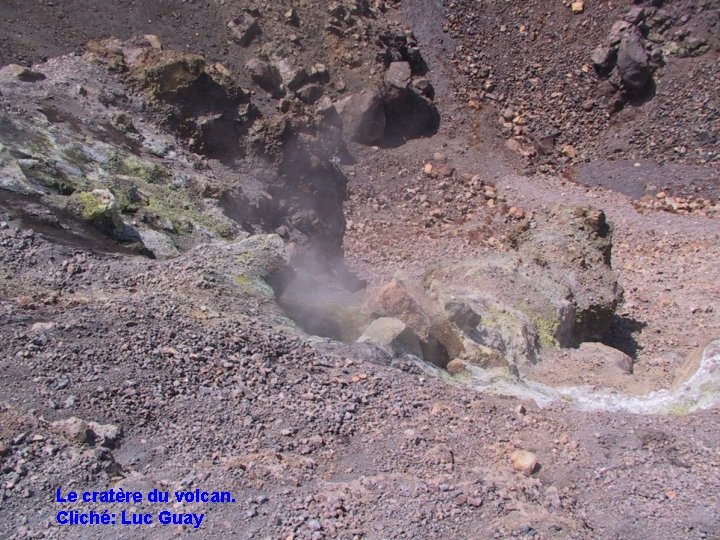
[297,84,324,104]
[617,31,652,92]
[336,90,386,145]
[245,58,283,98]
[591,46,616,74]
[382,86,440,142]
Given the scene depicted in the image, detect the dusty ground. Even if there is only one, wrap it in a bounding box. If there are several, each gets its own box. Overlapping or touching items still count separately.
[0,1,719,539]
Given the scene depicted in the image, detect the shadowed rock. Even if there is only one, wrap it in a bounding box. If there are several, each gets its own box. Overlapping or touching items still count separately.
[357,317,423,358]
[617,30,652,93]
[246,58,283,98]
[369,206,623,371]
[336,89,387,145]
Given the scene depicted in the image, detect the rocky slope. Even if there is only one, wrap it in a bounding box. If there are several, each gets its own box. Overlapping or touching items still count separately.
[1,1,720,539]
[446,0,720,195]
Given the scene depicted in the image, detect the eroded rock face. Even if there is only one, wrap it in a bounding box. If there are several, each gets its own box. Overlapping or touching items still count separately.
[369,275,464,367]
[0,96,239,257]
[0,36,351,267]
[93,39,256,159]
[365,206,622,371]
[507,205,623,343]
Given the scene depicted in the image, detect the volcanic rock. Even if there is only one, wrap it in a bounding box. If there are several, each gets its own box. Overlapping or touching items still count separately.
[378,205,624,369]
[52,417,122,448]
[336,90,386,145]
[52,417,94,445]
[69,189,125,235]
[357,317,423,358]
[274,59,309,91]
[385,61,412,89]
[577,342,634,375]
[591,46,616,74]
[446,358,468,374]
[128,49,206,95]
[617,30,652,93]
[137,228,179,260]
[382,85,440,141]
[369,275,465,367]
[510,450,538,476]
[297,84,325,104]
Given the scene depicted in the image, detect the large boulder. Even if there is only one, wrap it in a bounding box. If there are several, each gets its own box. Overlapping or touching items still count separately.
[137,228,179,260]
[382,87,440,141]
[371,206,623,371]
[431,206,622,352]
[440,290,545,366]
[382,62,440,141]
[227,14,260,46]
[357,317,423,358]
[70,189,124,234]
[508,206,623,343]
[616,30,652,93]
[336,90,386,145]
[334,64,439,145]
[368,274,465,367]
